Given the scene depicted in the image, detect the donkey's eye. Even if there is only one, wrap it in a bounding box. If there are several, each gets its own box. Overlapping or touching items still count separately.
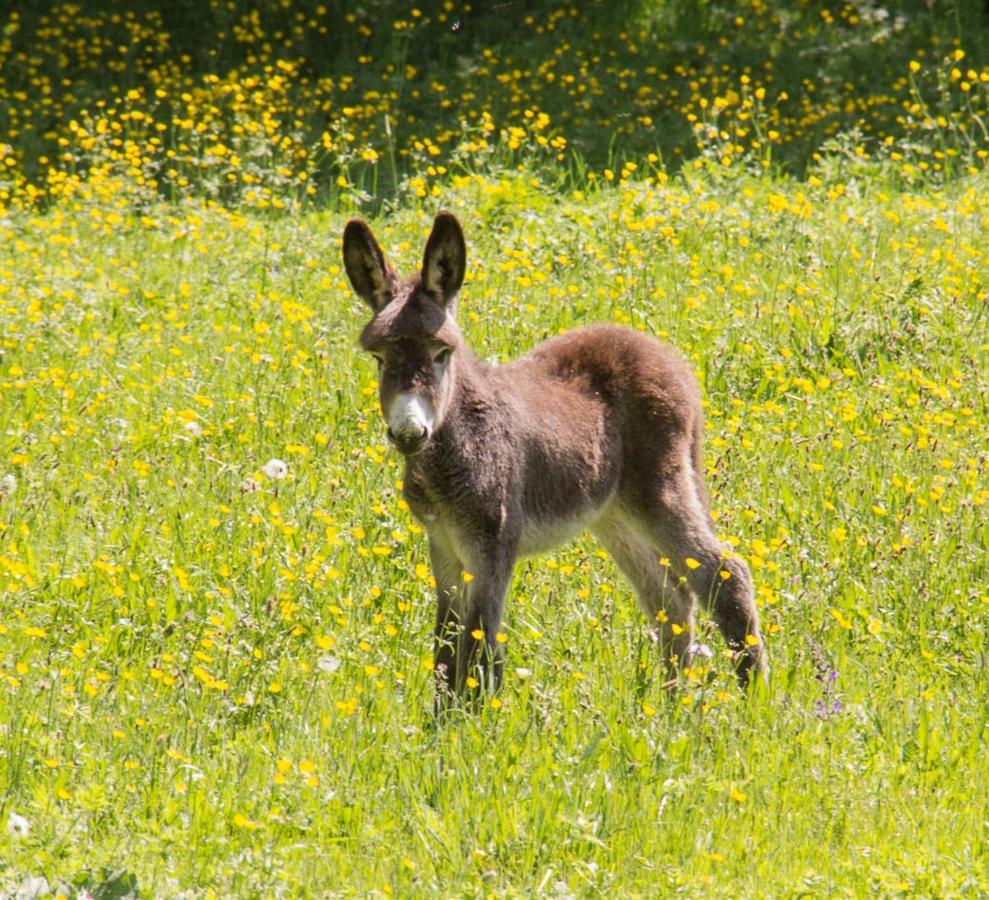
[370,352,385,368]
[432,347,453,366]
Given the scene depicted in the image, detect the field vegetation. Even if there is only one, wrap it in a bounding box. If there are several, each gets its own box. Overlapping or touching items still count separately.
[1,0,987,895]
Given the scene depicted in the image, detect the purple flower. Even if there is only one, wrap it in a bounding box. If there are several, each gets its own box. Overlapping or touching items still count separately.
[813,664,844,719]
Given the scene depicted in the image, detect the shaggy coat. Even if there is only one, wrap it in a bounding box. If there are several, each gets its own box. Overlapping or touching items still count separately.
[343,212,766,701]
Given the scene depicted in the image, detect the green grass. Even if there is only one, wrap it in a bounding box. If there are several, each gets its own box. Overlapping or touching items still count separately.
[1,164,986,895]
[1,0,988,896]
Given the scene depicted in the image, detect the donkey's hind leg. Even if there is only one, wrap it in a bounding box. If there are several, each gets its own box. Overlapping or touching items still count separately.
[627,460,767,687]
[592,513,704,680]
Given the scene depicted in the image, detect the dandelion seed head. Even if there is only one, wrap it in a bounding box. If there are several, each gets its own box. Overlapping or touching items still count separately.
[17,876,49,899]
[263,458,288,480]
[7,811,30,837]
[317,654,341,674]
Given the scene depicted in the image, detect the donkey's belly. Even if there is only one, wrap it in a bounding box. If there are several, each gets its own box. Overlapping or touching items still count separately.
[518,505,603,558]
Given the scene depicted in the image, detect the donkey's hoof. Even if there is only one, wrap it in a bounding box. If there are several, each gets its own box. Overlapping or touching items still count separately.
[734,647,769,689]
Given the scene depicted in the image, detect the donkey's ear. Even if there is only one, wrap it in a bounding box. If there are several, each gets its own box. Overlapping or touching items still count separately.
[421,211,466,307]
[343,219,395,312]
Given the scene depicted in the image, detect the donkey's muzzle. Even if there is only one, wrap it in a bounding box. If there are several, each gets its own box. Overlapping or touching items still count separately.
[387,424,430,456]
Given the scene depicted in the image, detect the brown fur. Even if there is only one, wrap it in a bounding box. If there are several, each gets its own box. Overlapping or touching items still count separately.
[343,212,766,703]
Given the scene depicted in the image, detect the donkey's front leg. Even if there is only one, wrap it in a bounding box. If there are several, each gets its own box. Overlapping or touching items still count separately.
[455,546,517,698]
[429,537,466,705]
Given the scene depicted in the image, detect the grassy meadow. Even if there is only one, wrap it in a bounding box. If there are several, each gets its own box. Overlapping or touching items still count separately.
[1,1,988,896]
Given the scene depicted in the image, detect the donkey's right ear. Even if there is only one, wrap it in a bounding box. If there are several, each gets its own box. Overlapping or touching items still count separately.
[342,219,395,312]
[421,211,466,307]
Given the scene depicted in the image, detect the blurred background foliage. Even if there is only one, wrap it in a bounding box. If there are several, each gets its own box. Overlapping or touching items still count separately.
[0,0,987,203]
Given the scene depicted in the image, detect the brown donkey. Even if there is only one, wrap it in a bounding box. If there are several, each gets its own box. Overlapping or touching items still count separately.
[343,211,766,702]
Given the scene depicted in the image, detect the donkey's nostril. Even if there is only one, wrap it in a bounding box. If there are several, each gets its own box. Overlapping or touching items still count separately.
[387,424,427,440]
[386,422,431,455]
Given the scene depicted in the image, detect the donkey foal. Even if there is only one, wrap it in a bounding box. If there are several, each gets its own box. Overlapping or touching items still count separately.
[343,211,767,703]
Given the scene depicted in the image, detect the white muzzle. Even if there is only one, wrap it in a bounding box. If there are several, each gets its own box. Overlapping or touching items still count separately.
[386,392,435,455]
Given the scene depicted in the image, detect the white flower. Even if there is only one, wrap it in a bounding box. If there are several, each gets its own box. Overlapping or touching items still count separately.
[16,875,49,898]
[1,473,16,495]
[317,655,341,674]
[688,642,714,660]
[262,458,288,480]
[183,420,203,438]
[7,811,30,837]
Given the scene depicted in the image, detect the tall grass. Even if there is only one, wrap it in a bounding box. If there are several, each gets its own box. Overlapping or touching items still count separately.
[0,0,988,896]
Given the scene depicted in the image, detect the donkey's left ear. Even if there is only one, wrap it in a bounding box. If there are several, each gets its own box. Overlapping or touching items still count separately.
[421,211,466,307]
[343,218,395,312]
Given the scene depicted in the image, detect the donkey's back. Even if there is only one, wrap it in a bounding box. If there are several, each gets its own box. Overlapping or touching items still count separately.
[513,323,703,442]
[496,323,707,517]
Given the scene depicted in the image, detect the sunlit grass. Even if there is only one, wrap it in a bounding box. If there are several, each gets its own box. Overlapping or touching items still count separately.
[1,163,986,894]
[1,1,988,896]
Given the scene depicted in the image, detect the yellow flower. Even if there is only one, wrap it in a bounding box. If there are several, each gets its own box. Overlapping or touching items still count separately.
[829,608,853,630]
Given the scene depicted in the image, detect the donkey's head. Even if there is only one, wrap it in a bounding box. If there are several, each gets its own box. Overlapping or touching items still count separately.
[343,211,467,456]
